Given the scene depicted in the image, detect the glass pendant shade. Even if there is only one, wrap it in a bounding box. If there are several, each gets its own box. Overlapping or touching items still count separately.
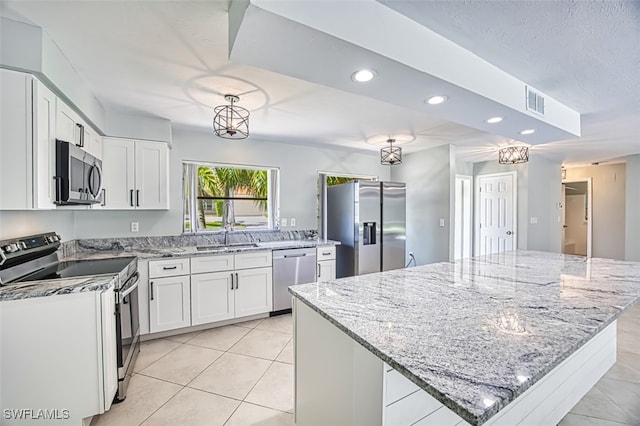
[213,95,250,139]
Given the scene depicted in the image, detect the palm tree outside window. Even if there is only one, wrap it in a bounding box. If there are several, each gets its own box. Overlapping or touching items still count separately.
[183,162,279,233]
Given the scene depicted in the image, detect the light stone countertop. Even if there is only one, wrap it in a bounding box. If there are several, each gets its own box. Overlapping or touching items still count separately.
[0,274,117,302]
[288,250,640,425]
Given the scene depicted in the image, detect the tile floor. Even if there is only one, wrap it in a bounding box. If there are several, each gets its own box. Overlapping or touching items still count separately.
[92,305,640,426]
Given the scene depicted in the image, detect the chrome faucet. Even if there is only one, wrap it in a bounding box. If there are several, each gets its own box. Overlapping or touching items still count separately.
[223,201,234,245]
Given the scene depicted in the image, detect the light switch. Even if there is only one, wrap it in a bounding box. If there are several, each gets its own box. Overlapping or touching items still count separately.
[439,219,445,227]
[290,218,296,227]
[281,218,287,227]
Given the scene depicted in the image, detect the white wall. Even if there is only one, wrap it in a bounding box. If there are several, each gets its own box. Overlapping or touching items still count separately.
[626,154,640,261]
[566,163,626,260]
[526,156,562,252]
[70,125,391,238]
[0,210,75,241]
[391,145,452,266]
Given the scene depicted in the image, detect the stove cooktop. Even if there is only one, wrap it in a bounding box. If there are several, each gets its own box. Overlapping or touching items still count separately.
[8,257,137,284]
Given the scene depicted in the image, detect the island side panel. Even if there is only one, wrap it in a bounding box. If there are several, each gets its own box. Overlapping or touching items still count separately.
[294,298,383,426]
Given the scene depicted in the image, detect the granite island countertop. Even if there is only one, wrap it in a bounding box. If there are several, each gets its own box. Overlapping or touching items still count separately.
[288,250,640,425]
[0,274,117,302]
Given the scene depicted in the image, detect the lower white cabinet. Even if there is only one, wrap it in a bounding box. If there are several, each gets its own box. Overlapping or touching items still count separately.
[191,271,234,325]
[235,267,273,317]
[317,246,337,282]
[149,275,191,333]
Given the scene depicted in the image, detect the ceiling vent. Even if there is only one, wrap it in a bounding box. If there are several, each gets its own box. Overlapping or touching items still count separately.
[525,86,545,116]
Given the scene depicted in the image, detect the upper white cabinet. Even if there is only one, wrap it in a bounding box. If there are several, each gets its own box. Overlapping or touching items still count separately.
[0,69,56,210]
[55,97,102,160]
[102,137,169,210]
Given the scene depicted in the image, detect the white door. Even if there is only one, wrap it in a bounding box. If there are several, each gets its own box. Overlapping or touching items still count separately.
[135,140,169,210]
[317,260,336,282]
[191,272,235,325]
[234,267,273,318]
[476,172,516,255]
[102,138,136,209]
[149,275,191,332]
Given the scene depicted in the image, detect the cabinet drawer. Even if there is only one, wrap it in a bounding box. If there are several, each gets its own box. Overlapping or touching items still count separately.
[191,254,234,274]
[149,258,190,278]
[235,251,272,270]
[316,246,336,261]
[385,368,420,406]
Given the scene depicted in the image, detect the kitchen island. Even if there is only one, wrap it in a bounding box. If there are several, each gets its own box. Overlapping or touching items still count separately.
[289,251,640,426]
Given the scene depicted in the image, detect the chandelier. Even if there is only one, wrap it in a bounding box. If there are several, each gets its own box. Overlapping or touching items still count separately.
[380,139,402,165]
[498,146,529,164]
[213,95,250,139]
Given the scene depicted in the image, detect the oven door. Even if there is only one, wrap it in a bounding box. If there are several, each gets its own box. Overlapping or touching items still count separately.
[115,272,140,402]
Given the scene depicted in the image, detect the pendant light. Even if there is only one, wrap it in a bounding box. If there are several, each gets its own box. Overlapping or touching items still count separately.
[380,139,402,165]
[213,94,250,139]
[498,146,529,164]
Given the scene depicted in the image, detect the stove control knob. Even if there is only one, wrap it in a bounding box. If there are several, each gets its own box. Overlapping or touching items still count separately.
[4,243,19,253]
[19,242,27,249]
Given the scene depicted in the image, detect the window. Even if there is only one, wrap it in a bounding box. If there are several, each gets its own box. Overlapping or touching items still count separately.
[183,162,279,233]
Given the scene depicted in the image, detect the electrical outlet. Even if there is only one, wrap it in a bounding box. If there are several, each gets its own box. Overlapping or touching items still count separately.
[281,218,287,227]
[530,217,538,224]
[439,219,445,227]
[290,218,296,227]
[130,222,139,232]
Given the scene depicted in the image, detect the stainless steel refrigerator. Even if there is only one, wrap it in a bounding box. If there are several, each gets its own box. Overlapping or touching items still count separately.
[327,181,406,278]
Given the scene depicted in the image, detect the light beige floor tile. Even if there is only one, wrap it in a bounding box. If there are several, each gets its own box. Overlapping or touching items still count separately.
[235,317,266,329]
[605,352,640,383]
[229,329,291,360]
[141,387,239,426]
[164,330,202,343]
[595,377,640,423]
[188,352,271,400]
[618,329,640,354]
[225,402,294,426]
[134,339,181,373]
[275,339,294,364]
[256,314,293,334]
[570,385,636,424]
[92,375,181,426]
[558,413,630,426]
[187,325,250,351]
[245,361,294,413]
[139,343,223,385]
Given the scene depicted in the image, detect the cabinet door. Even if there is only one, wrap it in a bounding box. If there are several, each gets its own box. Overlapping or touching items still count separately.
[100,287,118,413]
[317,260,336,283]
[32,79,57,209]
[135,140,169,210]
[191,272,235,325]
[83,125,103,161]
[102,138,136,209]
[149,275,191,333]
[234,267,273,318]
[55,97,79,143]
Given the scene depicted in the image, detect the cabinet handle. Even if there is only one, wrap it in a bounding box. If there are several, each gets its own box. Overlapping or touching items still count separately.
[322,252,331,256]
[136,190,140,207]
[150,281,154,300]
[230,273,234,290]
[317,263,321,278]
[162,266,177,270]
[235,273,239,289]
[75,123,85,147]
[101,189,106,207]
[130,189,134,207]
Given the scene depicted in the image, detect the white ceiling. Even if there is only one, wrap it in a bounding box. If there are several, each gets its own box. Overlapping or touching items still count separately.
[2,0,639,166]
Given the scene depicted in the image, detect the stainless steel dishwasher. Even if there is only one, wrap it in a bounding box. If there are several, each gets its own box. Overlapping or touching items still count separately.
[272,247,317,313]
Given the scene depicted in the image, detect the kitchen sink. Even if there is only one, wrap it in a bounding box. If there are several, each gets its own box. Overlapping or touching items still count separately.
[226,243,259,249]
[196,245,227,252]
[196,243,259,252]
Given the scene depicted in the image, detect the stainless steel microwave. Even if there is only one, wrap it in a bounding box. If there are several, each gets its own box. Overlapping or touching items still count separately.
[55,139,103,205]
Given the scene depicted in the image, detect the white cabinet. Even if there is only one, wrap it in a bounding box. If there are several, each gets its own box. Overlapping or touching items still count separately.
[100,287,118,412]
[0,69,56,210]
[235,266,273,317]
[102,137,169,210]
[56,97,102,160]
[149,275,191,333]
[191,271,235,325]
[317,246,337,282]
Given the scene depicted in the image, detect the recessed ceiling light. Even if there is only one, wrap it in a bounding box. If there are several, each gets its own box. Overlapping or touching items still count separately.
[352,69,375,83]
[486,116,503,124]
[426,95,447,105]
[519,129,536,135]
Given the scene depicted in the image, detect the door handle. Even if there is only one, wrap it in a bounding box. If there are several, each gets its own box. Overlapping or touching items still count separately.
[317,263,321,278]
[162,266,177,270]
[136,190,140,207]
[150,281,154,300]
[235,273,239,289]
[506,231,513,235]
[130,189,134,207]
[230,273,234,290]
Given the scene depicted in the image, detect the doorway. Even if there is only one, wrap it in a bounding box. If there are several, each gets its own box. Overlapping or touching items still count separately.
[562,179,592,257]
[475,171,517,255]
[454,175,472,260]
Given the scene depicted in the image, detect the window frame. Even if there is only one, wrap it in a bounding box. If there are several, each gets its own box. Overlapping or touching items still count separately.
[183,160,280,234]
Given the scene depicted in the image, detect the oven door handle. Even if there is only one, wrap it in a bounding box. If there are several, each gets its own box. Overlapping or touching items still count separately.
[120,272,140,300]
